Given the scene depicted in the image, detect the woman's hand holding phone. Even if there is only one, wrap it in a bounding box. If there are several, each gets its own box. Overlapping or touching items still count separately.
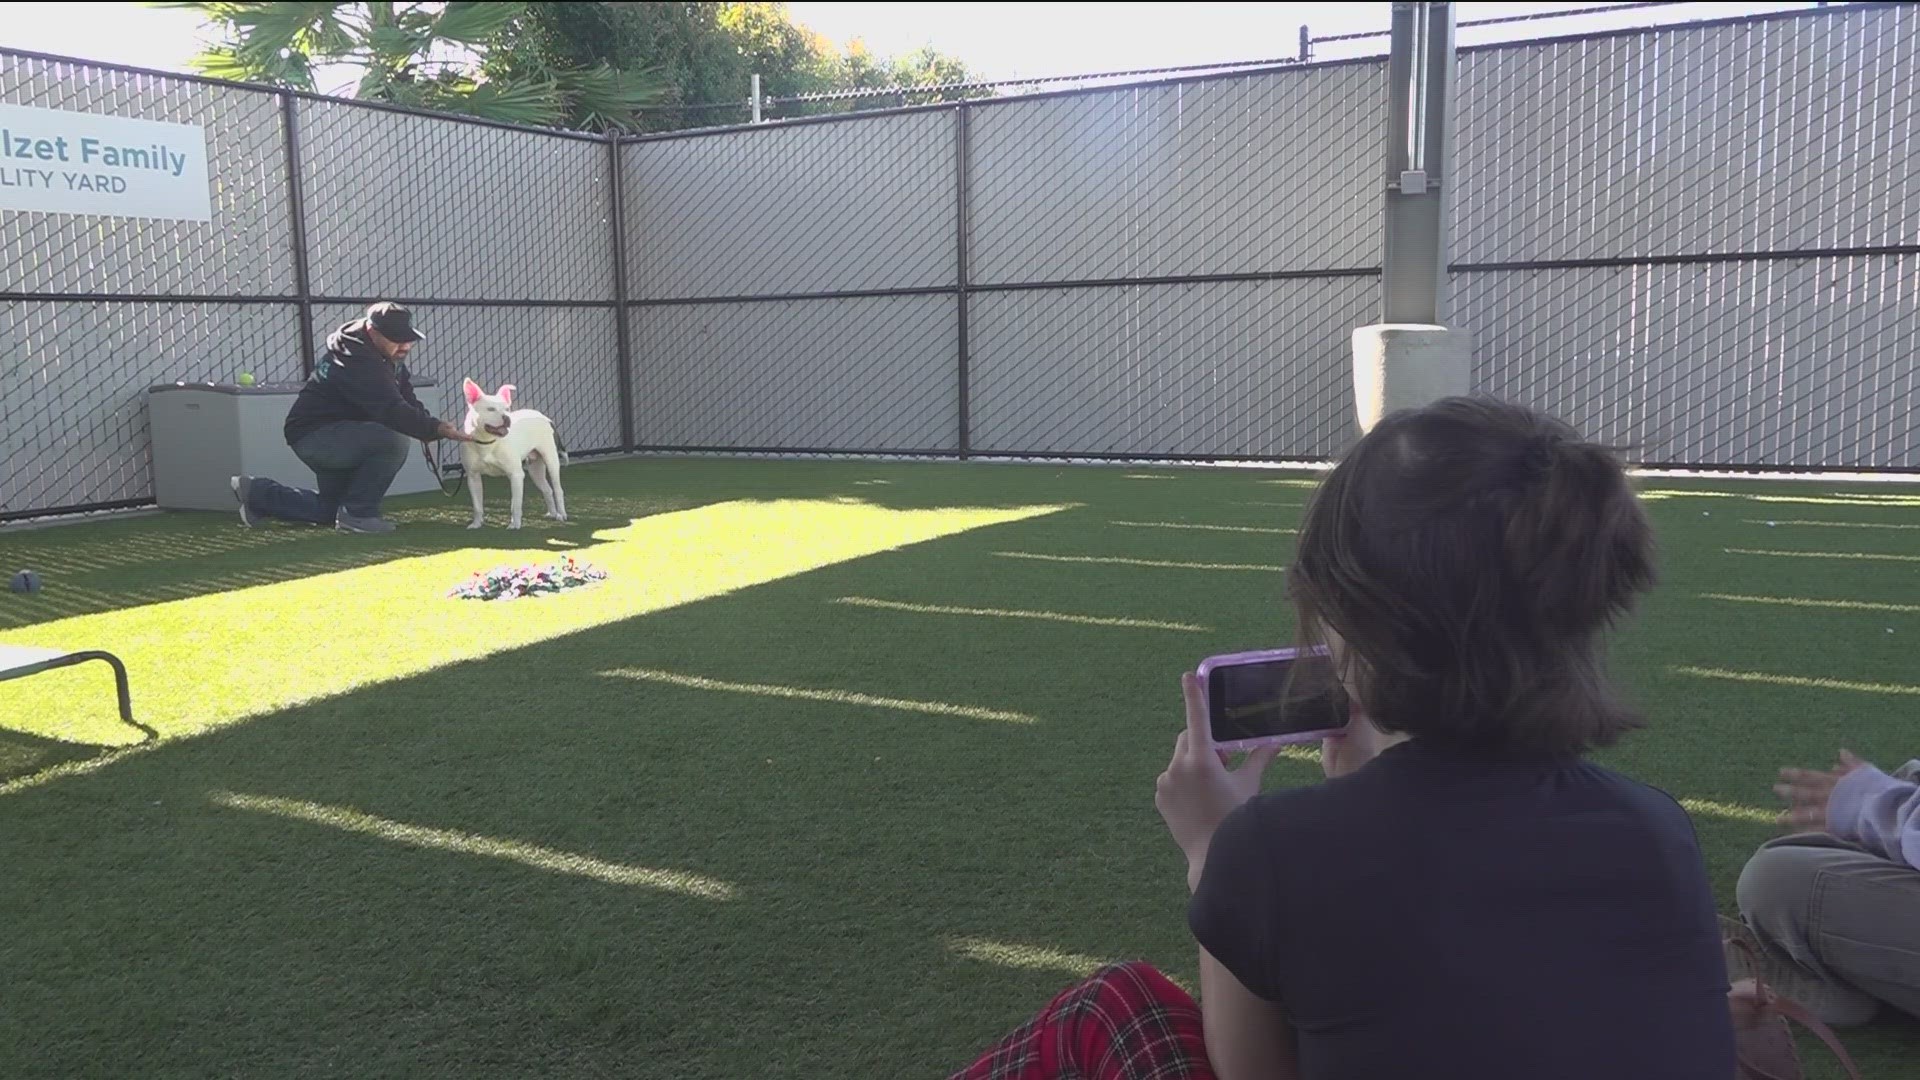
[1156,672,1284,890]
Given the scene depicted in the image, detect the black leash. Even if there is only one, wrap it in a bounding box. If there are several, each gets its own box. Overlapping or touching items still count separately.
[425,439,466,498]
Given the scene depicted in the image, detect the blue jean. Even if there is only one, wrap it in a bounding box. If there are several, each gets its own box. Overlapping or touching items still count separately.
[246,422,412,524]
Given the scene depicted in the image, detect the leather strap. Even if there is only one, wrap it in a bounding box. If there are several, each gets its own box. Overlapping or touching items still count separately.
[1727,935,1863,1080]
[1767,993,1864,1080]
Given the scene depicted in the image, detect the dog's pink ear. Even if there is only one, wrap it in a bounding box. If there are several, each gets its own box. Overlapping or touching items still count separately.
[498,383,516,407]
[463,378,482,404]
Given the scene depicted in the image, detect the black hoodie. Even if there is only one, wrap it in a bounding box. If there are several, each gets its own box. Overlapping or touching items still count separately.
[283,320,442,445]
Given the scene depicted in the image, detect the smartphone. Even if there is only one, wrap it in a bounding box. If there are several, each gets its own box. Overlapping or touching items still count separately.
[1196,646,1349,751]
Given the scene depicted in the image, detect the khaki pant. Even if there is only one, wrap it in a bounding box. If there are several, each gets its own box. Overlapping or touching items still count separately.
[1736,767,1920,1025]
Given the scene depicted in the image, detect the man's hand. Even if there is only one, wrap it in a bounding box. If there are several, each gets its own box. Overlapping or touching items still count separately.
[1157,672,1282,885]
[1774,750,1867,832]
[435,420,474,442]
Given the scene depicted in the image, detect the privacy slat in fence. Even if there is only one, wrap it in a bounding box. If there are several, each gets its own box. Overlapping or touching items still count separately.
[309,303,625,456]
[300,99,616,304]
[1452,4,1920,263]
[0,52,292,298]
[0,301,301,514]
[1466,255,1920,470]
[630,295,960,452]
[966,64,1383,285]
[968,277,1375,459]
[623,111,958,301]
[4,3,1918,522]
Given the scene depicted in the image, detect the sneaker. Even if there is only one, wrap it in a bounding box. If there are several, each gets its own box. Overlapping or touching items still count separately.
[1720,915,1880,1026]
[230,476,263,528]
[334,511,397,535]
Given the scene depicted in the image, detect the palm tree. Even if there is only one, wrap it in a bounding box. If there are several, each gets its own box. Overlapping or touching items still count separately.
[152,2,667,131]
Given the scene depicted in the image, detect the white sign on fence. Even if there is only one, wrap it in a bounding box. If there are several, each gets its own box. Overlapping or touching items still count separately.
[0,103,212,222]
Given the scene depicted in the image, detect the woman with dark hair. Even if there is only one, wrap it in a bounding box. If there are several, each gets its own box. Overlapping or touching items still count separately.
[951,398,1734,1080]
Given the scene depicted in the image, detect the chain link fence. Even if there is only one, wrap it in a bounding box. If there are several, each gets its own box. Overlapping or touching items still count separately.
[297,97,625,456]
[1455,3,1920,470]
[622,61,1383,460]
[0,52,625,521]
[0,52,293,299]
[964,64,1381,459]
[0,301,302,516]
[3,3,1916,520]
[298,99,615,303]
[621,3,1916,470]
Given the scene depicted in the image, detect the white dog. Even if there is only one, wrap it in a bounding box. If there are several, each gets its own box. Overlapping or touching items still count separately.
[458,378,568,530]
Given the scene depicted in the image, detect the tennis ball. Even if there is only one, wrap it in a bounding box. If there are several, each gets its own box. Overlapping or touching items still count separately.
[10,570,42,594]
[237,372,256,386]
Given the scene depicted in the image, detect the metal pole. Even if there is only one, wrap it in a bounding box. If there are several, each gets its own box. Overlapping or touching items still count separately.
[750,74,762,123]
[1381,2,1457,325]
[1298,24,1312,63]
[279,91,317,378]
[954,104,972,459]
[608,135,636,451]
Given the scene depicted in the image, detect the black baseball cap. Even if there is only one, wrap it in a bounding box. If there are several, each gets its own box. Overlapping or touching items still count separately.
[365,301,426,344]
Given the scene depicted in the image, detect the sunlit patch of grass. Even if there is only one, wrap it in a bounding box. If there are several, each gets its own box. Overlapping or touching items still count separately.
[1109,521,1296,536]
[992,552,1286,573]
[1679,798,1776,825]
[210,791,738,899]
[833,596,1209,633]
[1726,548,1920,564]
[2,461,1916,1078]
[0,499,1061,747]
[601,668,1040,724]
[1672,665,1920,698]
[1701,593,1920,615]
[1742,519,1920,531]
[1640,489,1920,508]
[946,936,1115,978]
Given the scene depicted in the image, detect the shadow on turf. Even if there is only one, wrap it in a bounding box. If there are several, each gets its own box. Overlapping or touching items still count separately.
[0,728,108,783]
[0,458,1146,632]
[2,488,1918,1077]
[0,513,1213,1075]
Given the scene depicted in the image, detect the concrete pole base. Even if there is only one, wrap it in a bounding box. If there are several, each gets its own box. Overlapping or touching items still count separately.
[1351,323,1474,435]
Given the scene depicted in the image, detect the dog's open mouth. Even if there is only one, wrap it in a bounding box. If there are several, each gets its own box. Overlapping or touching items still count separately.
[485,422,511,437]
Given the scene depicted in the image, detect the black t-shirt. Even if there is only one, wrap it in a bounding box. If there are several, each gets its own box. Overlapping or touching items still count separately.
[1189,740,1734,1080]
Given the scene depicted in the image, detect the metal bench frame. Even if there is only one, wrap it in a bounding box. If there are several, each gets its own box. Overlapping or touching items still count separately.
[0,649,154,741]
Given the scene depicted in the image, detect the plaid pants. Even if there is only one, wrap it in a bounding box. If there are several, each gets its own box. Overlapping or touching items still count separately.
[949,962,1216,1080]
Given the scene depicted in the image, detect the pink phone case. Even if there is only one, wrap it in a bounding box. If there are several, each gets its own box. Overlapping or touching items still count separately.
[1196,645,1347,751]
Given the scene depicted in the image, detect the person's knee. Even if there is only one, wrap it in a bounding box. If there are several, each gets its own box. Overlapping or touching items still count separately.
[1091,961,1158,985]
[348,430,409,478]
[375,428,411,461]
[1737,842,1827,923]
[1086,962,1194,1009]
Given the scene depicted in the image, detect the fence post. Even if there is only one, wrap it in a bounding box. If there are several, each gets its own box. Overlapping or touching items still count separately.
[608,134,636,452]
[1298,24,1312,62]
[751,74,762,123]
[1353,1,1470,435]
[1381,1,1457,324]
[279,91,316,378]
[954,103,972,459]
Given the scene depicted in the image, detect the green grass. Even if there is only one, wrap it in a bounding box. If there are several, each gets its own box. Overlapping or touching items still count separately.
[0,457,1916,1078]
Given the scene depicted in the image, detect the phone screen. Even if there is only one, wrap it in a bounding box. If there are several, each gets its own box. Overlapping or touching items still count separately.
[1207,652,1347,743]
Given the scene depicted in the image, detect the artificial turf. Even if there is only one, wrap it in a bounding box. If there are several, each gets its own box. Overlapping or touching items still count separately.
[0,456,1914,1077]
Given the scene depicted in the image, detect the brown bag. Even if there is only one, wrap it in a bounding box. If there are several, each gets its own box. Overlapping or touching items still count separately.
[1727,938,1864,1080]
